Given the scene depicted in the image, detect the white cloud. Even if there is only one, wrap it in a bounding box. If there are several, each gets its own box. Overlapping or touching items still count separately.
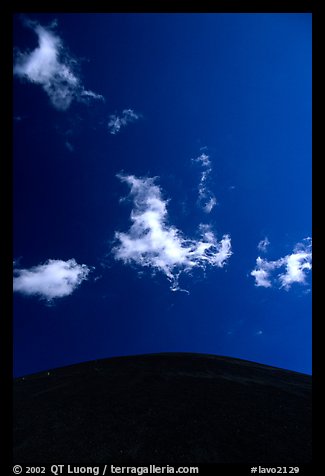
[13,258,91,301]
[257,237,270,253]
[65,140,74,152]
[112,174,232,291]
[192,152,217,213]
[13,20,104,110]
[108,109,140,134]
[250,256,283,288]
[279,239,312,290]
[202,196,217,214]
[14,115,27,122]
[251,238,312,290]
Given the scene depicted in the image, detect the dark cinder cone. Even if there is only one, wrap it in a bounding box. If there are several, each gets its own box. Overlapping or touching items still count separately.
[14,352,312,464]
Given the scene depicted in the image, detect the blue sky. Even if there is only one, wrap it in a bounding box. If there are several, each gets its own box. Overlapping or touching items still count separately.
[13,13,312,377]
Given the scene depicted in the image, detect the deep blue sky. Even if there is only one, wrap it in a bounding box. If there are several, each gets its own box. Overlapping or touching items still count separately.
[13,13,312,377]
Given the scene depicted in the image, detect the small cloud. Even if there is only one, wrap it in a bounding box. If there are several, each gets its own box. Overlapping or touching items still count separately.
[13,258,91,302]
[195,152,211,168]
[13,19,104,111]
[257,237,270,253]
[250,256,282,288]
[112,174,232,292]
[80,89,104,101]
[65,140,74,152]
[202,196,217,214]
[14,115,27,122]
[108,109,140,135]
[278,238,312,290]
[251,238,312,291]
[192,152,217,213]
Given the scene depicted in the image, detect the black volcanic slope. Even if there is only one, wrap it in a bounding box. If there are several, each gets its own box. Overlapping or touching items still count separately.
[13,353,312,464]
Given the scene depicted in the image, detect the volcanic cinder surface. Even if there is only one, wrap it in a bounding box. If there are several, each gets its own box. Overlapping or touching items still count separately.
[13,353,312,464]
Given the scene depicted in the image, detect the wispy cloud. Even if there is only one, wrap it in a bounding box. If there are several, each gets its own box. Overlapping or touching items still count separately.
[278,240,312,290]
[13,258,91,302]
[13,19,104,111]
[65,140,74,152]
[257,237,270,253]
[112,174,232,291]
[251,257,284,288]
[251,238,312,290]
[14,115,28,122]
[108,109,140,135]
[192,152,217,213]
